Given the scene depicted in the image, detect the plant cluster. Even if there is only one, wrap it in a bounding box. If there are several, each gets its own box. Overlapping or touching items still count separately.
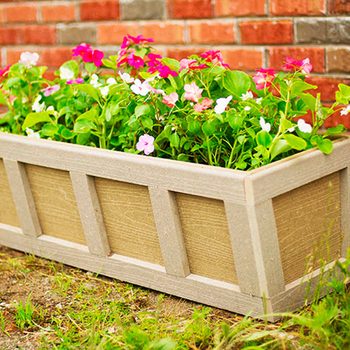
[1,35,350,170]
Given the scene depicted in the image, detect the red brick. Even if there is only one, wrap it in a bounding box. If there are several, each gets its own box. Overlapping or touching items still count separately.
[80,0,119,21]
[168,0,212,19]
[4,4,37,23]
[97,23,140,45]
[41,3,76,22]
[189,21,235,44]
[240,20,293,44]
[307,76,350,102]
[269,47,325,73]
[23,25,56,45]
[329,0,350,14]
[270,0,325,15]
[221,49,263,70]
[166,47,206,60]
[141,22,184,44]
[323,105,350,129]
[215,0,266,17]
[0,26,25,45]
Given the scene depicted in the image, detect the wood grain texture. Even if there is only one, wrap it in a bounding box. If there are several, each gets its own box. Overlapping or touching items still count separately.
[95,178,163,265]
[0,159,19,227]
[25,165,85,244]
[3,160,42,237]
[340,168,350,256]
[273,172,342,284]
[176,193,238,284]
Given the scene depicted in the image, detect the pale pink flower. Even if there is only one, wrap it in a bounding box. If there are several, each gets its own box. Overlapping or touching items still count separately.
[253,68,276,90]
[162,92,178,108]
[136,134,154,155]
[42,84,60,97]
[194,98,213,112]
[214,96,232,114]
[184,82,203,102]
[118,71,134,83]
[283,57,313,74]
[340,105,350,116]
[200,50,229,68]
[19,52,40,68]
[130,79,151,96]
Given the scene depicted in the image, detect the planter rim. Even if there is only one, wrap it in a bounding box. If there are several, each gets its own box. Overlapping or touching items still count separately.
[0,132,349,178]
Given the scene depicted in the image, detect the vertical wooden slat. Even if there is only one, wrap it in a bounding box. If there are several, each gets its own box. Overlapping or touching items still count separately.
[340,167,350,257]
[224,201,261,295]
[3,159,42,237]
[149,187,190,277]
[70,171,110,257]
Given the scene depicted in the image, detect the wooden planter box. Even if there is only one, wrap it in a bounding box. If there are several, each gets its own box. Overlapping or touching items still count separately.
[0,132,349,320]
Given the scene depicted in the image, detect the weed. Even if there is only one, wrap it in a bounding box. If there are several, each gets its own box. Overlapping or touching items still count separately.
[14,296,35,330]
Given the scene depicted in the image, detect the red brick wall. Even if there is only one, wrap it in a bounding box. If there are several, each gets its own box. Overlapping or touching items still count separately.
[0,0,349,106]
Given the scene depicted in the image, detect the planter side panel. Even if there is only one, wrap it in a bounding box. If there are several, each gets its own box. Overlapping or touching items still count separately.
[0,159,19,227]
[273,172,342,284]
[25,165,86,244]
[175,193,238,284]
[94,178,163,265]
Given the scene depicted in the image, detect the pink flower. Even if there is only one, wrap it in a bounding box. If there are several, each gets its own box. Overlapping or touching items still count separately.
[184,82,203,102]
[72,43,104,67]
[194,97,213,112]
[136,134,155,155]
[42,84,60,97]
[0,65,10,77]
[253,68,276,90]
[283,57,312,74]
[200,50,229,68]
[158,65,178,78]
[128,34,154,45]
[162,92,178,108]
[127,53,145,69]
[147,54,178,78]
[179,58,207,71]
[66,78,84,85]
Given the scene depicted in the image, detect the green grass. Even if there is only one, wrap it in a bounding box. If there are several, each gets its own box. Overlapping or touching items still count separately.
[0,247,349,349]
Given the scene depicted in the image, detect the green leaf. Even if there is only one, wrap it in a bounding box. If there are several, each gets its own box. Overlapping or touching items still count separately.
[0,90,8,105]
[202,120,218,137]
[325,124,346,136]
[156,125,172,142]
[290,80,317,98]
[161,57,180,72]
[135,104,152,118]
[75,84,100,102]
[256,130,272,148]
[76,108,98,122]
[283,134,307,151]
[187,119,201,134]
[270,139,292,160]
[141,116,153,130]
[223,71,251,98]
[76,132,91,145]
[169,133,180,148]
[280,117,294,132]
[40,123,58,137]
[227,111,243,131]
[316,137,333,155]
[59,126,75,140]
[73,119,97,133]
[59,60,79,78]
[336,83,350,104]
[22,112,53,130]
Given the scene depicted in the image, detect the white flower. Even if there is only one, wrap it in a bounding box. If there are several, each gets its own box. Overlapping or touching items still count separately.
[100,86,109,98]
[19,52,39,68]
[59,66,75,80]
[241,91,254,101]
[47,106,55,111]
[244,106,251,111]
[340,105,350,116]
[288,126,295,133]
[256,97,263,104]
[297,119,312,133]
[90,74,101,88]
[130,79,151,96]
[259,117,271,132]
[25,128,40,139]
[118,71,134,84]
[214,95,233,114]
[106,77,117,85]
[32,95,45,112]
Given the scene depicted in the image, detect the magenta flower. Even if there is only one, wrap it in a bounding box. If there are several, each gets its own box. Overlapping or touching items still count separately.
[42,84,60,97]
[72,43,104,67]
[136,134,155,155]
[184,82,203,103]
[162,92,179,108]
[194,97,213,112]
[128,34,154,45]
[72,43,92,57]
[179,58,207,71]
[66,78,84,85]
[253,68,276,90]
[0,65,10,77]
[283,57,312,74]
[127,53,145,69]
[200,50,229,68]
